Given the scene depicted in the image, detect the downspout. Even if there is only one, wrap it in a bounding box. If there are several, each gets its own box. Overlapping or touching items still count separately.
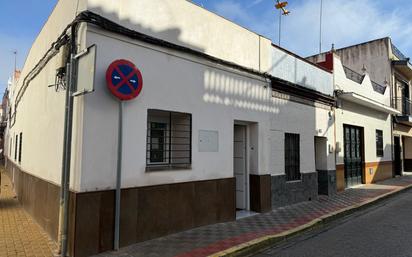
[58,23,78,257]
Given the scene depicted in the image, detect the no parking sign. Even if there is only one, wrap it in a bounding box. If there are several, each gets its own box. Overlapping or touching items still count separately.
[106,59,143,101]
[106,59,143,249]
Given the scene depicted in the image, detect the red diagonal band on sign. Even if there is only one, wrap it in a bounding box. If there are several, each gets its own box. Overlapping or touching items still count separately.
[114,66,138,92]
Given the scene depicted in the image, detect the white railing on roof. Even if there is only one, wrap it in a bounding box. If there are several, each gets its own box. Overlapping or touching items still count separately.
[268,46,333,96]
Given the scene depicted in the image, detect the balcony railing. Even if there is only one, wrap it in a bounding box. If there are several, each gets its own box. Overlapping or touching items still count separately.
[343,66,364,84]
[392,44,408,61]
[343,66,387,95]
[371,81,387,94]
[393,96,412,115]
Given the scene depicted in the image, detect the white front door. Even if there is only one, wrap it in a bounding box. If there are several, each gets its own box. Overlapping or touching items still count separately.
[234,125,247,210]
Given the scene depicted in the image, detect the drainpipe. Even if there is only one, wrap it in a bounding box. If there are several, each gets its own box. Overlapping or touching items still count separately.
[58,23,78,257]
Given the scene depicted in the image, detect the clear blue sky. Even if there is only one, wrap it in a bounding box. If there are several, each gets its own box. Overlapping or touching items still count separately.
[0,0,57,91]
[1,0,411,92]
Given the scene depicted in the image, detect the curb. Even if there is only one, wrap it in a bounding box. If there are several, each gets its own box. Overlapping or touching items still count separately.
[209,182,412,257]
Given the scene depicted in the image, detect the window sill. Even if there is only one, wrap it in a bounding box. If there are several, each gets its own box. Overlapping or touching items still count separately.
[145,164,192,172]
[286,179,302,184]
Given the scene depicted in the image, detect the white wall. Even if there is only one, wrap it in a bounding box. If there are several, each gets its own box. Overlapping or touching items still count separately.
[86,0,264,72]
[333,55,392,164]
[4,0,87,190]
[335,101,392,164]
[334,55,391,106]
[268,47,334,96]
[85,0,333,96]
[6,0,335,193]
[78,28,335,192]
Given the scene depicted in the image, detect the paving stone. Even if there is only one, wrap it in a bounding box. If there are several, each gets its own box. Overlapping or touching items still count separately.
[92,175,412,257]
[0,169,57,257]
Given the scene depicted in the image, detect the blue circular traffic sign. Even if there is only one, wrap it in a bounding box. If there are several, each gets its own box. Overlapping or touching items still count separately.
[106,59,143,101]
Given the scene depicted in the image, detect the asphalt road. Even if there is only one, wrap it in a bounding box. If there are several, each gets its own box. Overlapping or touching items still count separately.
[254,189,412,257]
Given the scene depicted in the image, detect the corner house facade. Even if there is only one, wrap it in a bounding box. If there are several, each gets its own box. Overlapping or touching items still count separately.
[4,0,335,256]
[309,51,398,191]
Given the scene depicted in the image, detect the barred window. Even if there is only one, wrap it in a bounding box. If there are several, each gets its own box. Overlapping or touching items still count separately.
[146,109,192,171]
[285,133,301,181]
[14,134,18,161]
[376,130,383,157]
[18,132,22,163]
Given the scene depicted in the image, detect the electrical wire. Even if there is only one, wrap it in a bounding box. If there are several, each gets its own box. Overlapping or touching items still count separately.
[10,11,335,127]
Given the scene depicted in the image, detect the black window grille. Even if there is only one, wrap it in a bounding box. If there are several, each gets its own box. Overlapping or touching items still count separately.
[9,137,12,156]
[18,133,22,163]
[285,133,301,181]
[146,109,192,170]
[14,134,18,161]
[376,130,383,157]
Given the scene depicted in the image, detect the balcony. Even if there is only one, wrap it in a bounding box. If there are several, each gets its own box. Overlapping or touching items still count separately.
[392,44,408,61]
[342,65,387,95]
[393,96,412,115]
[343,66,364,84]
[393,96,412,126]
[391,44,412,79]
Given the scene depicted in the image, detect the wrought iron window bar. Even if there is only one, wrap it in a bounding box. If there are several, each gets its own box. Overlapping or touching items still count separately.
[146,110,192,170]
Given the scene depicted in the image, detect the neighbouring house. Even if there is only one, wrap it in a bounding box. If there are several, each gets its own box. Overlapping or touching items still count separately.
[311,38,412,176]
[4,0,336,256]
[308,51,399,191]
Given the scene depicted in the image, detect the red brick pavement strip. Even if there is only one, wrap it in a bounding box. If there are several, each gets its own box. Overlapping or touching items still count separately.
[0,169,57,257]
[93,176,412,257]
[177,182,409,257]
[206,185,411,256]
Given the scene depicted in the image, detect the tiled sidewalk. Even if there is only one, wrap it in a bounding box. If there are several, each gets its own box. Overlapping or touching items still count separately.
[95,175,412,257]
[0,169,57,257]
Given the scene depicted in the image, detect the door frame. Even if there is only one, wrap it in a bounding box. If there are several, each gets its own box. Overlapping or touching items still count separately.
[394,135,402,176]
[343,124,365,187]
[233,122,250,211]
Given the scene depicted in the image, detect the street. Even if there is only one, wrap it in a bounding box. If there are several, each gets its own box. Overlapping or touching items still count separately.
[254,189,412,257]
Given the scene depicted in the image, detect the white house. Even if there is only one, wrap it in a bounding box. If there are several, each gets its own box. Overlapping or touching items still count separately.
[4,1,335,256]
[308,51,399,191]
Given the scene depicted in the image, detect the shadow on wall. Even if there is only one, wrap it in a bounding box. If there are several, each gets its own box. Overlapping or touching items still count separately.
[88,5,206,54]
[268,49,328,94]
[72,5,334,257]
[62,6,211,257]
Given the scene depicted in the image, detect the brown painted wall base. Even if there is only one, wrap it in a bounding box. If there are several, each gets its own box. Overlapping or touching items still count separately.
[5,160,236,257]
[72,178,235,257]
[364,161,393,184]
[336,161,393,191]
[5,159,77,256]
[249,174,271,213]
[336,165,345,192]
[5,160,63,241]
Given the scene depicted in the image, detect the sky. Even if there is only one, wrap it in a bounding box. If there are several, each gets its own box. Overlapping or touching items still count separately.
[1,0,412,92]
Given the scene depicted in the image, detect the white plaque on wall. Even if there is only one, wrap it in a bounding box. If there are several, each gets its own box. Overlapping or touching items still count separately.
[198,130,219,152]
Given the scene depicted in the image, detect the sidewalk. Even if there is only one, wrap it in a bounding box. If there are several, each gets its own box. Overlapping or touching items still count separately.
[0,168,57,257]
[95,175,412,257]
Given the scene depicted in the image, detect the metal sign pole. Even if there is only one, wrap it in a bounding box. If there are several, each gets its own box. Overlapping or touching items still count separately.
[106,59,143,251]
[114,100,123,250]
